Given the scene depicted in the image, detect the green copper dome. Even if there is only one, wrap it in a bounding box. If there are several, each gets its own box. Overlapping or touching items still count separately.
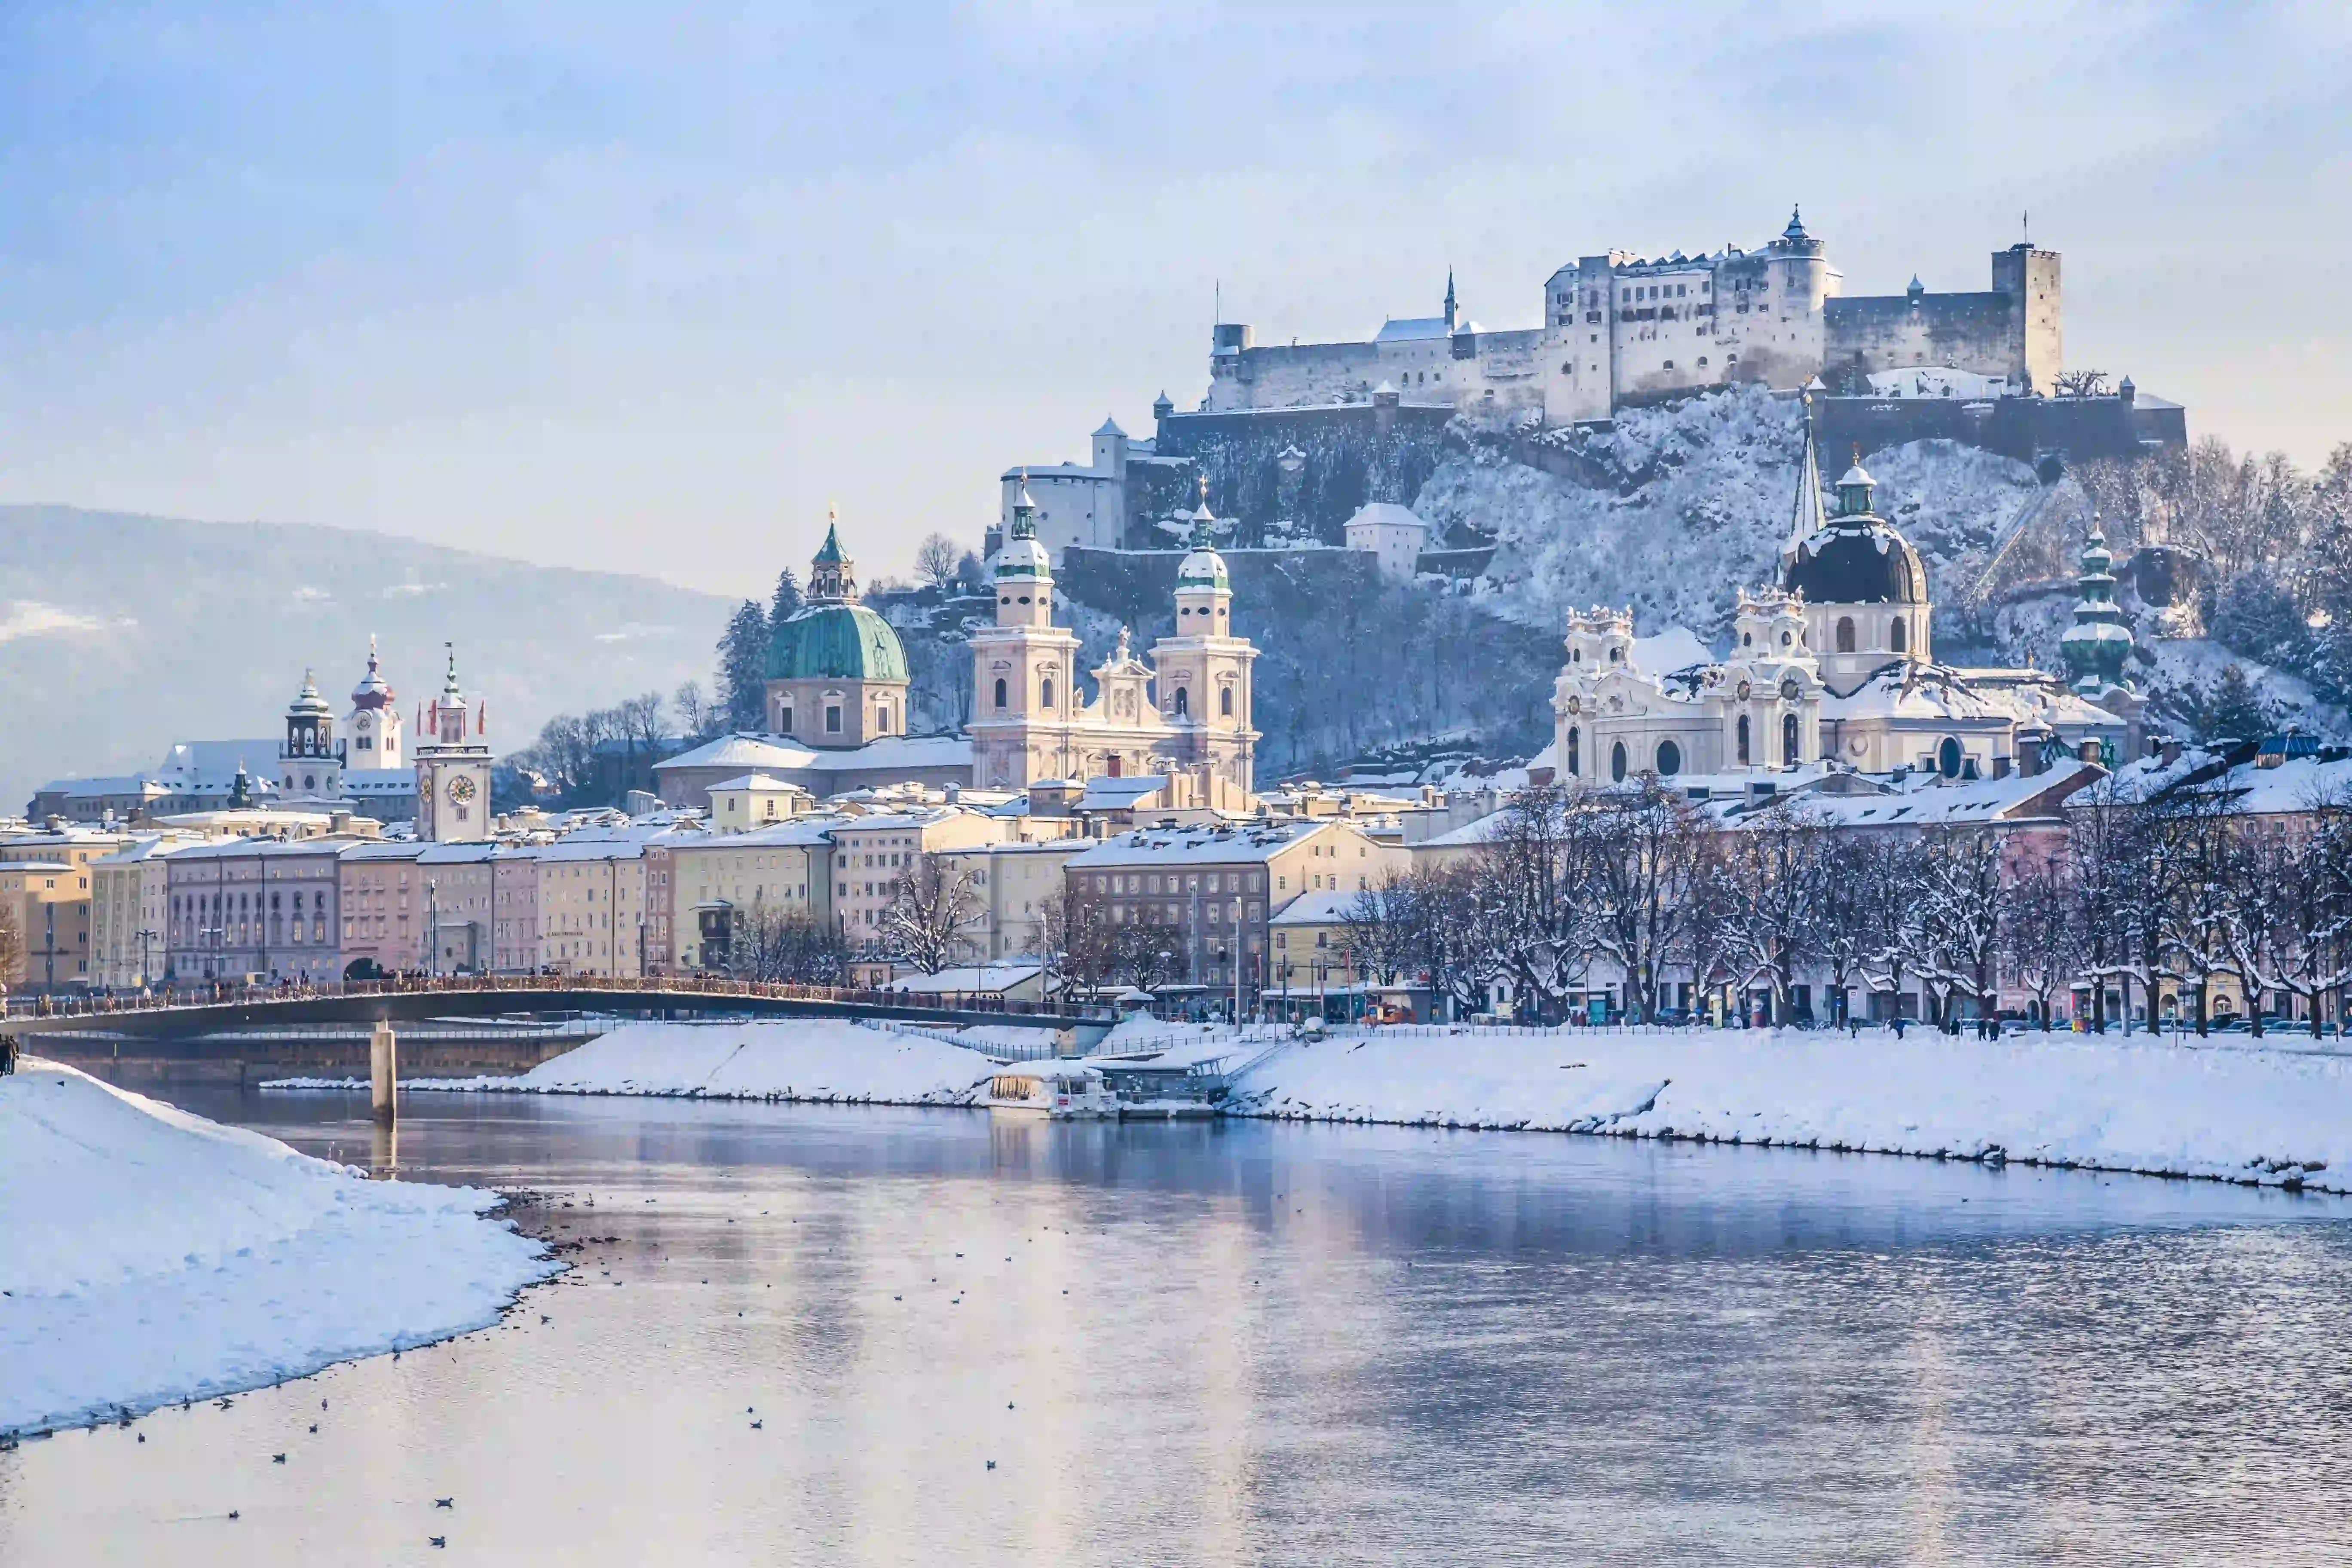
[766,602,909,683]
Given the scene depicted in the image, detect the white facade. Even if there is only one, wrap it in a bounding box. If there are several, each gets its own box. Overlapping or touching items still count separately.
[1343,502,1430,582]
[414,645,494,843]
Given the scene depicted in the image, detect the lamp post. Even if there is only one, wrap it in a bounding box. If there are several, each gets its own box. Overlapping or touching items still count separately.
[427,879,440,980]
[135,927,158,991]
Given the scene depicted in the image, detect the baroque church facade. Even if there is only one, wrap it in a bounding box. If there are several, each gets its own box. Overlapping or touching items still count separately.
[969,479,1258,795]
[1551,403,2138,789]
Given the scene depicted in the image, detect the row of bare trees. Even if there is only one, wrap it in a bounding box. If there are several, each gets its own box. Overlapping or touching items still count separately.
[1333,776,2352,1035]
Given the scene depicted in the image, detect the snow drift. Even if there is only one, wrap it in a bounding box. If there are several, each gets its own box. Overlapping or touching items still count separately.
[0,1060,555,1437]
[321,1019,1004,1104]
[1230,1026,2352,1193]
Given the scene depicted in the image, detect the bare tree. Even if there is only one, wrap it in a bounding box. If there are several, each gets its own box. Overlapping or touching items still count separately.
[1036,885,1115,1000]
[1341,876,1423,989]
[2003,845,2079,1030]
[1581,778,1712,1023]
[1913,827,2009,1032]
[913,533,964,594]
[1719,801,1825,1026]
[878,858,982,975]
[2052,369,2110,398]
[0,900,22,991]
[724,899,851,984]
[673,679,717,743]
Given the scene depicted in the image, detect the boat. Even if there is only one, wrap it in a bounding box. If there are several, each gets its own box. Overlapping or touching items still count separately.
[981,1063,1118,1119]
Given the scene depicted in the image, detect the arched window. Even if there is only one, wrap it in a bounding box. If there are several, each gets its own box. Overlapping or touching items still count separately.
[779,706,794,734]
[1891,616,1908,654]
[1657,739,1681,776]
[1566,726,1580,777]
[1938,736,1963,778]
[1836,616,1856,653]
[993,677,1007,710]
[1782,713,1800,766]
[1173,687,1190,717]
[1610,741,1628,783]
[1608,646,1622,664]
[1219,686,1234,717]
[1041,677,1055,710]
[1736,714,1751,765]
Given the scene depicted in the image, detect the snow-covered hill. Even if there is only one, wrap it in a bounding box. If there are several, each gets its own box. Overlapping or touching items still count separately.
[1415,387,2042,653]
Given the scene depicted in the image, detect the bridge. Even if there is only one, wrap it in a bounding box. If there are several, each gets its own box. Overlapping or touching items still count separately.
[3,976,1110,1087]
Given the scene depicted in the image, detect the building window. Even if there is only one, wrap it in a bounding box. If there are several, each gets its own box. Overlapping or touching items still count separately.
[825,705,842,733]
[1938,737,1963,778]
[1657,739,1681,777]
[1041,677,1054,709]
[1891,617,1908,654]
[993,678,1007,710]
[1173,687,1189,717]
[1566,726,1580,777]
[1219,687,1234,717]
[1783,714,1801,766]
[1736,714,1751,765]
[1610,741,1628,783]
[1837,616,1856,653]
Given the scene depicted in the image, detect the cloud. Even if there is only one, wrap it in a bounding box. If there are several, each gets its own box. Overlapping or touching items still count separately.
[0,601,134,642]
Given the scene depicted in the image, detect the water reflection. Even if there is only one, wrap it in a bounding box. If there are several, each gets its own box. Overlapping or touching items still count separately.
[4,1091,2349,1567]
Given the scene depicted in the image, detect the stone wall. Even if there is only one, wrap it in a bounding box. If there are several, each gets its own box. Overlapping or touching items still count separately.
[1825,291,2023,384]
[1815,393,2184,469]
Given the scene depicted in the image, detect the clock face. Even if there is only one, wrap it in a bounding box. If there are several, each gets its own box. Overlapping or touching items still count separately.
[447,774,478,804]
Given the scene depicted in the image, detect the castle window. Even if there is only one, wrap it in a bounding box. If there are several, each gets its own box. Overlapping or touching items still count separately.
[1837,616,1856,653]
[1657,740,1681,777]
[993,678,1007,711]
[1891,617,1908,654]
[1219,687,1234,717]
[1736,715,1751,764]
[1783,714,1801,766]
[1041,677,1055,709]
[1610,741,1628,783]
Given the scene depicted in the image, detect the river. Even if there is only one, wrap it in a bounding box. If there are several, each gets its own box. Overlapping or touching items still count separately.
[5,1089,2351,1565]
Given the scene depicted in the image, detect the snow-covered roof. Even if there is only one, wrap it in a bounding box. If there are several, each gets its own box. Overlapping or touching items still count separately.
[1270,889,1366,926]
[1066,818,1346,868]
[1078,775,1168,810]
[31,774,164,799]
[707,772,805,792]
[999,463,1112,482]
[1751,761,2101,828]
[1633,625,1710,673]
[1416,809,1513,848]
[674,817,842,850]
[655,733,973,775]
[1343,502,1428,533]
[1374,317,1451,343]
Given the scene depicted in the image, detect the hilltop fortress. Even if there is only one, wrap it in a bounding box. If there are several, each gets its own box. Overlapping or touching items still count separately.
[1207,208,2064,423]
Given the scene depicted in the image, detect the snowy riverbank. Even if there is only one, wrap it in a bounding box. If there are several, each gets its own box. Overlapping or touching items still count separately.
[1230,1026,2352,1194]
[266,1019,1004,1104]
[0,1060,557,1438]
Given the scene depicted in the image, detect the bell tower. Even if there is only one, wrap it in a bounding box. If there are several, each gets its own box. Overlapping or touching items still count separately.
[968,477,1085,788]
[1147,479,1258,790]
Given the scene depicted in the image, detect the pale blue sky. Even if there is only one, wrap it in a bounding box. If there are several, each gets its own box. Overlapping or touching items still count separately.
[2,3,2346,596]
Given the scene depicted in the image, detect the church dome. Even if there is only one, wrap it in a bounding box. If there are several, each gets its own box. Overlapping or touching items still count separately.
[1175,476,1229,592]
[766,603,909,683]
[349,639,394,710]
[1782,451,1928,606]
[1782,523,1928,605]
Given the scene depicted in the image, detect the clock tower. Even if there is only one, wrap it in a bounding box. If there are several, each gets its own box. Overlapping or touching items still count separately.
[414,643,494,842]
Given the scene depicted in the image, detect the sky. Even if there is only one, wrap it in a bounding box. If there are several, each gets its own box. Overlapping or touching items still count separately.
[1,2,2347,600]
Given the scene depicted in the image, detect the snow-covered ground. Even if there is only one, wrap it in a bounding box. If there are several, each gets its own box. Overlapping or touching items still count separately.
[0,1060,555,1438]
[267,1019,1004,1104]
[1229,1025,2352,1193]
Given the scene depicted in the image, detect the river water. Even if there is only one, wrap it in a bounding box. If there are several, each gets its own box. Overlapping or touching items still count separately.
[6,1090,2352,1566]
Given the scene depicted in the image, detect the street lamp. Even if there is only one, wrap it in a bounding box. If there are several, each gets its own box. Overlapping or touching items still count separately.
[427,879,440,980]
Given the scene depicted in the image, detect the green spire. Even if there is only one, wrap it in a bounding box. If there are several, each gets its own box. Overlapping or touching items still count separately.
[2061,514,2133,695]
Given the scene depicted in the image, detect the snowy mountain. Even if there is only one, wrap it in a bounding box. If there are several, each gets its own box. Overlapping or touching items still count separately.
[0,505,735,813]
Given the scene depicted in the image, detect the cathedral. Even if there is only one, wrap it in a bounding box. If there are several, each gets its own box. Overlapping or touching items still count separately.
[1550,401,2138,788]
[969,478,1259,796]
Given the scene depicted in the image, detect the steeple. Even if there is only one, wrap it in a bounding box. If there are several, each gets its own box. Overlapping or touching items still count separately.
[1834,447,1877,518]
[2061,515,2134,696]
[808,505,859,603]
[1785,389,1827,557]
[1185,473,1218,550]
[1443,268,1458,330]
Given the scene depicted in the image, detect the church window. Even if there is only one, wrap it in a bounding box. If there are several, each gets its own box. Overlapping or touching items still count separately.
[1891,617,1908,654]
[1173,687,1190,717]
[1742,633,1752,648]
[1566,727,1580,776]
[826,705,842,733]
[1608,646,1621,664]
[993,678,1007,711]
[1736,714,1751,765]
[1041,677,1055,709]
[1837,616,1856,653]
[1938,737,1963,779]
[1610,742,1628,783]
[1219,687,1234,717]
[1779,631,1792,647]
[1657,740,1681,777]
[780,707,794,733]
[1782,714,1801,766]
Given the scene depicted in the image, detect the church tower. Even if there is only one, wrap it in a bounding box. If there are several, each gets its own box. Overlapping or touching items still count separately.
[346,636,403,771]
[968,478,1087,788]
[414,643,493,842]
[2061,518,2135,698]
[278,670,345,800]
[1148,479,1258,790]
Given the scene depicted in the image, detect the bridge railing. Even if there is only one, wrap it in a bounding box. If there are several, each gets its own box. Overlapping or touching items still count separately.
[2,972,1110,1025]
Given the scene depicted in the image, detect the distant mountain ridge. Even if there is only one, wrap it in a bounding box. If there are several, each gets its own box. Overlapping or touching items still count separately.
[0,504,735,813]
